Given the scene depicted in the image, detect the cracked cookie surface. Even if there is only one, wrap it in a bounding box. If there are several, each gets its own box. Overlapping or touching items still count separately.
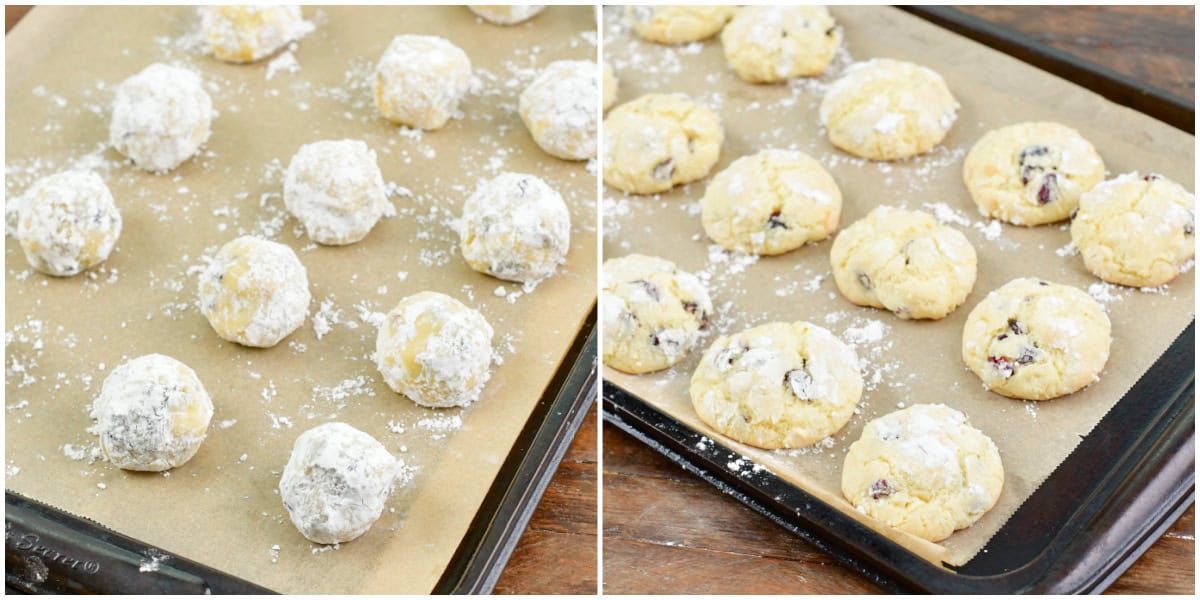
[602,93,723,194]
[625,5,736,45]
[721,5,841,83]
[602,254,712,374]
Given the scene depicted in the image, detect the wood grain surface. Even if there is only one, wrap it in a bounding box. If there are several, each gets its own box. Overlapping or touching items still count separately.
[601,5,1195,596]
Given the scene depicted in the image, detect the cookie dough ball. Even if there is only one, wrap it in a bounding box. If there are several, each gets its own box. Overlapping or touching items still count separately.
[375,292,494,408]
[701,149,842,255]
[17,170,122,277]
[819,59,958,161]
[841,404,1003,542]
[602,62,618,112]
[374,35,472,130]
[625,5,736,45]
[284,139,392,245]
[602,254,712,374]
[198,236,311,348]
[519,60,598,160]
[721,6,841,83]
[199,5,311,63]
[603,93,723,194]
[468,5,544,25]
[962,278,1111,401]
[459,172,571,283]
[963,122,1106,226]
[1070,172,1196,288]
[90,354,213,472]
[691,321,863,449]
[831,206,977,320]
[110,63,213,173]
[279,422,401,545]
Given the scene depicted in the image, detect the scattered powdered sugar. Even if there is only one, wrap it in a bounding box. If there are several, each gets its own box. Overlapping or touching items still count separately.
[837,317,901,393]
[312,296,342,340]
[265,48,301,81]
[1055,240,1079,257]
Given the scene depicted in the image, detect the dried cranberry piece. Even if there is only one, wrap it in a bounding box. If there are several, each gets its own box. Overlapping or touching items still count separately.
[869,479,893,499]
[652,159,675,181]
[825,27,836,36]
[783,364,815,401]
[1037,173,1058,205]
[632,279,660,302]
[857,272,872,290]
[1144,173,1162,182]
[715,345,748,371]
[988,355,1015,378]
[1016,346,1038,365]
[682,300,709,329]
[766,209,787,229]
[1018,145,1050,162]
[1008,318,1026,335]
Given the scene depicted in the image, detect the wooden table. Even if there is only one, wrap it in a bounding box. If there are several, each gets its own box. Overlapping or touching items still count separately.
[601,6,1195,595]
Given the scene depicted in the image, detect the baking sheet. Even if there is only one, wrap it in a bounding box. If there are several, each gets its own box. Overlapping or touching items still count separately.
[601,5,1195,567]
[4,5,596,594]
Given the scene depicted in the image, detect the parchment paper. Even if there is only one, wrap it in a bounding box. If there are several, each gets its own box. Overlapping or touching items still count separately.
[602,6,1195,567]
[5,5,596,594]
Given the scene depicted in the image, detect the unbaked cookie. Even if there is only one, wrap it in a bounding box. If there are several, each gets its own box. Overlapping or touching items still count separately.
[110,63,213,173]
[284,139,392,245]
[17,170,122,277]
[602,61,618,112]
[701,149,842,255]
[519,60,597,160]
[830,206,977,320]
[374,35,472,130]
[458,172,571,283]
[199,5,312,63]
[721,6,841,83]
[602,254,712,374]
[690,321,862,449]
[963,122,1106,226]
[1070,172,1195,288]
[603,93,723,194]
[819,58,958,161]
[962,278,1111,400]
[841,404,1003,542]
[279,422,401,545]
[375,292,494,408]
[197,236,311,348]
[90,354,213,472]
[469,5,544,25]
[625,5,736,45]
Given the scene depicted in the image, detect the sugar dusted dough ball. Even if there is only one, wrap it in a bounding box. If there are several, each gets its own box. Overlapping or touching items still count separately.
[110,63,213,173]
[701,149,842,255]
[375,292,495,408]
[17,170,122,277]
[468,5,544,25]
[602,61,618,112]
[1070,172,1196,288]
[841,404,1004,542]
[284,139,393,245]
[279,422,401,545]
[90,354,213,472]
[374,35,472,130]
[625,5,736,45]
[198,236,311,348]
[721,5,842,83]
[519,60,598,160]
[603,93,723,195]
[602,254,712,374]
[459,172,571,283]
[200,5,312,63]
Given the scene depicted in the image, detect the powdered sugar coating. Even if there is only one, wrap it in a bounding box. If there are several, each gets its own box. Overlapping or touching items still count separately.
[279,422,401,545]
[459,172,571,283]
[284,139,392,245]
[17,170,122,277]
[109,63,213,173]
[519,60,598,160]
[468,5,545,25]
[199,5,313,64]
[198,236,311,348]
[90,354,213,472]
[374,35,471,130]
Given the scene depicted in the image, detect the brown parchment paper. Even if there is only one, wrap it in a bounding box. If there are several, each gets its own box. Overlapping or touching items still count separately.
[5,5,596,594]
[602,6,1195,567]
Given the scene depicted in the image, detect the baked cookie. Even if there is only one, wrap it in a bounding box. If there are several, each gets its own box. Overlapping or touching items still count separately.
[374,35,471,130]
[90,354,213,472]
[962,278,1111,400]
[963,122,1106,226]
[279,422,401,545]
[284,139,392,245]
[841,404,1003,542]
[603,93,723,194]
[519,60,597,160]
[197,236,311,348]
[721,5,841,83]
[468,5,544,25]
[199,5,312,63]
[602,61,618,112]
[602,254,712,374]
[690,321,862,449]
[830,206,977,320]
[819,58,958,161]
[1070,172,1195,288]
[17,170,122,277]
[701,149,842,255]
[625,5,736,45]
[458,172,571,283]
[109,63,213,173]
[375,292,494,408]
